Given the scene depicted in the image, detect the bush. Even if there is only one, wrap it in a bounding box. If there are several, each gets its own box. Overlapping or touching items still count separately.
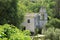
[43,27,60,40]
[46,18,60,28]
[0,24,31,40]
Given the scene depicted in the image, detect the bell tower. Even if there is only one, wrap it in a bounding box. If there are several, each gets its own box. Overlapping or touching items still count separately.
[39,7,48,27]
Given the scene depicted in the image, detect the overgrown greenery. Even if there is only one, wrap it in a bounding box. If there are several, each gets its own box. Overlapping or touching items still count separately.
[0,0,27,27]
[44,0,60,28]
[46,18,60,28]
[43,27,60,40]
[0,0,60,40]
[0,24,31,40]
[0,0,18,26]
[0,0,57,27]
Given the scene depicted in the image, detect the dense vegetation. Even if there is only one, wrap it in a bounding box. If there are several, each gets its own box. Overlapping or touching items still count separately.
[0,0,27,27]
[0,0,60,40]
[0,0,58,28]
[0,24,31,40]
[0,0,18,26]
[43,27,60,40]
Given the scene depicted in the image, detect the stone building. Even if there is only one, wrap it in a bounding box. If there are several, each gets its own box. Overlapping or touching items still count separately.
[21,7,48,33]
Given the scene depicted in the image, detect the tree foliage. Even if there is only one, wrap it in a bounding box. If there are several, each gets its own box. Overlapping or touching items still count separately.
[0,0,18,26]
[0,0,27,27]
[0,24,31,40]
[0,0,60,34]
[43,27,60,40]
[46,18,60,28]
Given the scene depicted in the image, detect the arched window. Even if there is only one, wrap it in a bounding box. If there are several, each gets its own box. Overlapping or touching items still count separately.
[27,19,30,23]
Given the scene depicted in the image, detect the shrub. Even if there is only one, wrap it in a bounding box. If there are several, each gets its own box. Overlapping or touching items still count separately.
[43,27,60,40]
[0,24,31,40]
[46,18,60,28]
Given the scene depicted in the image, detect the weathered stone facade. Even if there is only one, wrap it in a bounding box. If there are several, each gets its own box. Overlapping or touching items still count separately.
[21,7,48,33]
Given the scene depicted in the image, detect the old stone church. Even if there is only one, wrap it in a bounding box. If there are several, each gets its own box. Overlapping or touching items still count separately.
[21,7,48,33]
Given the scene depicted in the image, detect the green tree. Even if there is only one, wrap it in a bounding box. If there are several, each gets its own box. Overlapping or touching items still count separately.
[0,24,31,40]
[0,0,18,25]
[0,0,27,27]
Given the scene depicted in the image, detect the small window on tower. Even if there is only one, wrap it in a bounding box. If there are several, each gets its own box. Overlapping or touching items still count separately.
[27,19,30,23]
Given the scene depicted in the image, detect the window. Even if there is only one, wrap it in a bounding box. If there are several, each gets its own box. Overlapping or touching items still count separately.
[27,19,30,23]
